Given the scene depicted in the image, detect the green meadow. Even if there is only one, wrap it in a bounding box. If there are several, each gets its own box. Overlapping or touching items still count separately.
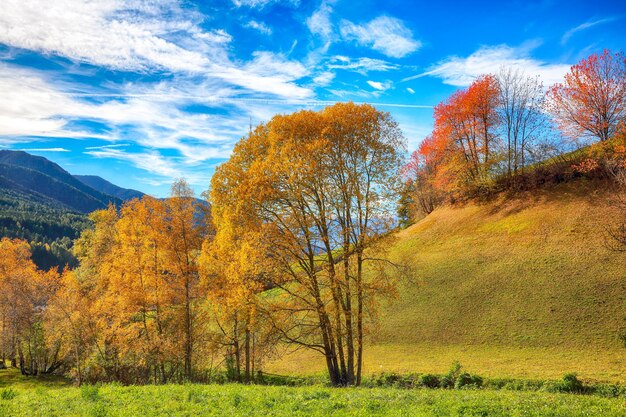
[0,372,624,417]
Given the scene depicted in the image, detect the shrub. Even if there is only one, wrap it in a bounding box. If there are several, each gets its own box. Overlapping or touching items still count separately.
[592,384,621,398]
[455,372,483,389]
[441,361,462,389]
[372,372,402,386]
[419,374,440,389]
[545,373,585,394]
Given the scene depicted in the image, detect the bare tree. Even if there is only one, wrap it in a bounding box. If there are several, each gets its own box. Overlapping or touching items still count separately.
[497,67,547,180]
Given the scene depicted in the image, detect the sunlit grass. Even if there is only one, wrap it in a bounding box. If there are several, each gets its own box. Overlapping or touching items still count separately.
[1,381,625,416]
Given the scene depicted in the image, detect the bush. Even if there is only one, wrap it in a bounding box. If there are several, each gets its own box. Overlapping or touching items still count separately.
[592,384,621,398]
[419,374,440,388]
[455,372,483,389]
[440,361,462,389]
[545,373,585,394]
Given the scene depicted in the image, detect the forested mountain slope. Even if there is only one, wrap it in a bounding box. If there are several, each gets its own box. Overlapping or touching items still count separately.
[0,151,122,213]
[0,151,145,269]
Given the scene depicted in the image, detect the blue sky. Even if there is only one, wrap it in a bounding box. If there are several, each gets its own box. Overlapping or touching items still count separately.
[1,0,624,197]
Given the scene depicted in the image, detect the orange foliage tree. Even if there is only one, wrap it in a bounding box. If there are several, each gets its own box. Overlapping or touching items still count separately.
[0,238,60,375]
[547,49,626,142]
[426,75,500,196]
[49,181,210,384]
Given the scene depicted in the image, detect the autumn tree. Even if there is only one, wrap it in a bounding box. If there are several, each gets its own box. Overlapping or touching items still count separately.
[426,75,500,195]
[0,238,60,375]
[548,49,626,142]
[209,102,405,386]
[55,185,209,384]
[45,269,94,384]
[164,179,207,380]
[402,135,445,216]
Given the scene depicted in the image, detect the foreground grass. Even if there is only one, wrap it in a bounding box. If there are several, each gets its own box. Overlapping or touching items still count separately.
[1,383,625,417]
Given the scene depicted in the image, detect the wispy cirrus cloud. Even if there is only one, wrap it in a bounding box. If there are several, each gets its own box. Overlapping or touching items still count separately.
[231,0,299,8]
[85,148,184,178]
[340,16,421,58]
[404,44,570,87]
[561,17,621,45]
[0,0,311,100]
[307,0,334,41]
[313,71,336,86]
[366,80,392,91]
[327,56,399,74]
[245,20,273,35]
[18,147,70,152]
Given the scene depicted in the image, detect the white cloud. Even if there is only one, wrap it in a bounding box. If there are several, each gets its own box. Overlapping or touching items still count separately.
[0,64,98,138]
[18,147,70,152]
[85,148,183,178]
[405,44,571,87]
[406,87,415,94]
[340,16,421,58]
[307,0,334,40]
[366,80,391,91]
[561,17,620,45]
[313,72,335,86]
[327,56,398,74]
[0,0,311,100]
[232,0,299,8]
[85,143,130,150]
[0,0,217,73]
[245,20,273,35]
[0,64,245,164]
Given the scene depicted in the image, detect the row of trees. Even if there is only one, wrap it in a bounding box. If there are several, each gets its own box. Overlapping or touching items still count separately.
[401,49,626,222]
[0,103,406,386]
[1,185,210,384]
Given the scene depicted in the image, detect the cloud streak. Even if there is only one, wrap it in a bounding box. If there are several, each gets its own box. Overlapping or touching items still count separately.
[561,17,620,45]
[404,44,570,87]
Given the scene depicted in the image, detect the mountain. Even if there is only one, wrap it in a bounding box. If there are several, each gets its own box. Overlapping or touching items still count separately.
[0,150,147,270]
[74,175,145,201]
[268,179,626,382]
[0,150,122,213]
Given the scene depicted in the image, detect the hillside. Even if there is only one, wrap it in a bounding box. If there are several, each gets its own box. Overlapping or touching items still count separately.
[74,175,145,201]
[268,180,626,381]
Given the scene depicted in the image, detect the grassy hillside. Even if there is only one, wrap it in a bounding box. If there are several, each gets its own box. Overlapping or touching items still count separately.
[268,179,626,381]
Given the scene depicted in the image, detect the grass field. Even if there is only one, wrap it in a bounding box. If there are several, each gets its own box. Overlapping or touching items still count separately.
[268,180,626,382]
[1,370,625,417]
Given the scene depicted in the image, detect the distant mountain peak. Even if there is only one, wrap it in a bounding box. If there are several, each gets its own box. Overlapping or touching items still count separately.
[74,174,145,201]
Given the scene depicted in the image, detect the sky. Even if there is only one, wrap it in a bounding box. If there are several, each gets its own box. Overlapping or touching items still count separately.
[1,0,625,197]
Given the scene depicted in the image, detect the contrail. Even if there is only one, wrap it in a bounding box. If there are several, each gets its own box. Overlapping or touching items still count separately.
[65,92,434,109]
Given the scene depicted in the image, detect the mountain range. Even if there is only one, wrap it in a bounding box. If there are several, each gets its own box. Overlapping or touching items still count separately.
[0,150,145,213]
[0,150,147,269]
